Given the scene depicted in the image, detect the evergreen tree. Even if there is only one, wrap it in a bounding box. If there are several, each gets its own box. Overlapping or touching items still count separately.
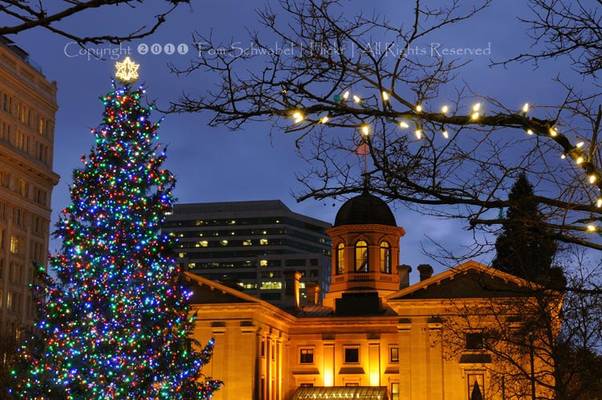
[10,80,221,399]
[492,174,557,282]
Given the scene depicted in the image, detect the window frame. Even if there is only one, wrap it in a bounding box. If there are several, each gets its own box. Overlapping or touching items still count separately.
[299,347,314,365]
[379,241,392,273]
[389,346,399,363]
[466,373,485,400]
[390,382,400,400]
[343,346,360,364]
[465,332,485,350]
[336,242,345,274]
[354,240,369,272]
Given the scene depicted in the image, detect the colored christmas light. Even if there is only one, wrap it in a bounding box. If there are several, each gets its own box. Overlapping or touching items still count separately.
[10,82,221,399]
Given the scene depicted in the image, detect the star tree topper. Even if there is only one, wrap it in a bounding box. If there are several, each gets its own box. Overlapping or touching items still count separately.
[115,56,140,84]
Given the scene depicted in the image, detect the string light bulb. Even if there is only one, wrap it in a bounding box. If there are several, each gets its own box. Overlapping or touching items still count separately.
[292,111,304,124]
[353,95,361,104]
[442,130,449,139]
[549,127,558,137]
[589,174,597,184]
[342,90,350,100]
[576,141,584,148]
[526,129,534,135]
[470,102,481,120]
[561,154,566,159]
[415,128,423,139]
[320,115,329,124]
[382,91,390,101]
[596,198,602,208]
[416,104,423,113]
[360,124,370,137]
[576,156,584,165]
[399,120,410,129]
[522,103,529,113]
[586,224,596,233]
[441,105,449,114]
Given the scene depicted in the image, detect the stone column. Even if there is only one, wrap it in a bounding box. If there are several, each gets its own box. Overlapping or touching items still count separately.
[322,341,335,386]
[397,319,411,400]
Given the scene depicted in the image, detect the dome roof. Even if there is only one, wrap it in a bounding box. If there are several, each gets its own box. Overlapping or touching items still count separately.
[334,192,397,227]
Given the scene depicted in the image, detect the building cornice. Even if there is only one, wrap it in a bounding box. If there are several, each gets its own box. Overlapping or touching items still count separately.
[327,223,405,237]
[0,46,57,111]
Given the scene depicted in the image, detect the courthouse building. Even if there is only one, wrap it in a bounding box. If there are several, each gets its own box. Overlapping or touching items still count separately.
[0,37,58,346]
[188,190,552,400]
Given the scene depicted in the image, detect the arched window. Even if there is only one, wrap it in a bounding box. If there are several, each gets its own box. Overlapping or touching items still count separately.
[380,241,392,273]
[355,240,369,272]
[336,243,345,274]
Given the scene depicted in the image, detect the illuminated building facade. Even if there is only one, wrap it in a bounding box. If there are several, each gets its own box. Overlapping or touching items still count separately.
[189,191,553,400]
[164,200,330,307]
[0,37,58,346]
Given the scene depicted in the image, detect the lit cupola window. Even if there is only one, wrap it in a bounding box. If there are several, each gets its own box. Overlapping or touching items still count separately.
[380,241,391,273]
[336,243,345,274]
[354,240,369,272]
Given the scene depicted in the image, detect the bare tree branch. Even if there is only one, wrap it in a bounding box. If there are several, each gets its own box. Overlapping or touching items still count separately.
[0,0,189,45]
[168,0,602,252]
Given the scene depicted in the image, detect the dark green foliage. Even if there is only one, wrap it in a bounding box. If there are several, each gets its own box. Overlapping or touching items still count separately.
[492,174,557,283]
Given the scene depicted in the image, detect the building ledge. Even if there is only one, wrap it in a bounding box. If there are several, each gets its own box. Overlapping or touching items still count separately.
[459,353,492,364]
[338,366,365,374]
[292,368,320,375]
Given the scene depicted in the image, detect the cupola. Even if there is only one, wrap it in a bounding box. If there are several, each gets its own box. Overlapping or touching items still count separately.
[324,190,406,313]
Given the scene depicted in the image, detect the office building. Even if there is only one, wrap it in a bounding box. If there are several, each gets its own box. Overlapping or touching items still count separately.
[0,36,59,346]
[163,200,331,307]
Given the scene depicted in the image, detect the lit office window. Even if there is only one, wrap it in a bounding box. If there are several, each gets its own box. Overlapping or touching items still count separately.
[9,236,21,255]
[260,281,282,290]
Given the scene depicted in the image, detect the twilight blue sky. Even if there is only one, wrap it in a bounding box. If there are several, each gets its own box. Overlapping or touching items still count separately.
[2,1,577,273]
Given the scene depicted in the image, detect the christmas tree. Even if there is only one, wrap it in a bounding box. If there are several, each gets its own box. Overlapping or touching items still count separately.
[492,173,557,283]
[10,58,221,399]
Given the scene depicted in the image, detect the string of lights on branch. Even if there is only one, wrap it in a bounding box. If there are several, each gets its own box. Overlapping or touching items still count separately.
[288,89,602,233]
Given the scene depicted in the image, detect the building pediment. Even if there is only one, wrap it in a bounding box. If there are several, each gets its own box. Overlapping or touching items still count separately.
[388,260,536,301]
